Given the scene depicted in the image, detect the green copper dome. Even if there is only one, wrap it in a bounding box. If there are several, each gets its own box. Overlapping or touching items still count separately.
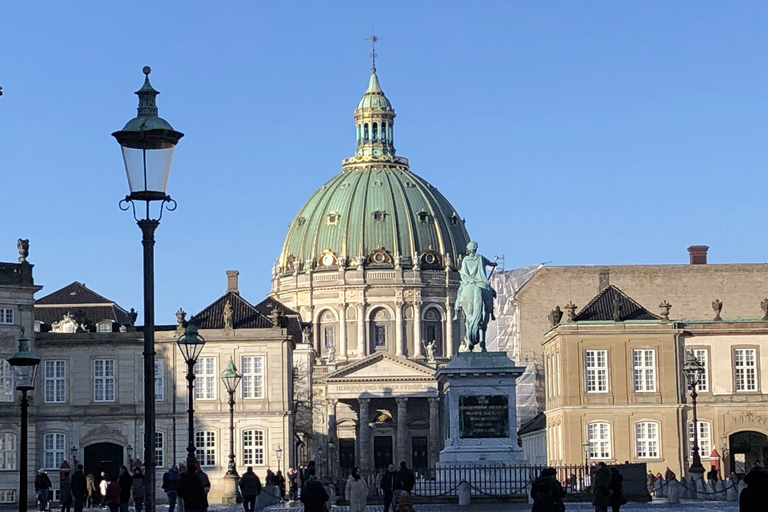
[278,71,470,273]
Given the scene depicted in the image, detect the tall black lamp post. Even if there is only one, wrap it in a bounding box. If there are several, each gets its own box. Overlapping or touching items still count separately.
[114,66,183,512]
[683,352,706,478]
[177,323,206,471]
[582,441,590,491]
[220,358,242,475]
[8,331,40,512]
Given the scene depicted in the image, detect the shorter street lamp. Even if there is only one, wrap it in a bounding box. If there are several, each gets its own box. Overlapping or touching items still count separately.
[276,445,283,474]
[8,331,40,512]
[220,359,242,476]
[582,442,591,491]
[177,323,206,470]
[683,352,706,478]
[127,445,133,467]
[71,446,78,466]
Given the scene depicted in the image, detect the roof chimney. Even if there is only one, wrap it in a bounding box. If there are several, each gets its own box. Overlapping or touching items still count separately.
[598,268,610,292]
[687,245,709,265]
[226,270,240,295]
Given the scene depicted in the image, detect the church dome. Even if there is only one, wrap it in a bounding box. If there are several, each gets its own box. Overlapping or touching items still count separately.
[278,71,470,273]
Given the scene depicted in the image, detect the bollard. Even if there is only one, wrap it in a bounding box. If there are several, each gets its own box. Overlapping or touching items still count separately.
[458,480,471,506]
[726,479,738,502]
[695,477,706,499]
[667,480,682,505]
[715,479,726,501]
[526,481,533,505]
[737,479,746,499]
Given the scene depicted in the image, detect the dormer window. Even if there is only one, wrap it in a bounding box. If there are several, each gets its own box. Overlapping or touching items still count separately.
[97,320,114,333]
[369,248,392,265]
[327,212,340,225]
[372,210,386,223]
[421,251,441,267]
[451,213,459,225]
[417,210,428,223]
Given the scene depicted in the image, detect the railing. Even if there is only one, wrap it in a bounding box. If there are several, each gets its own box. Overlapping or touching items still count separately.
[367,271,396,280]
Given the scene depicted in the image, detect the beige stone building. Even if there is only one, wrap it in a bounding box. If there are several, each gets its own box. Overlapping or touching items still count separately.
[542,283,768,477]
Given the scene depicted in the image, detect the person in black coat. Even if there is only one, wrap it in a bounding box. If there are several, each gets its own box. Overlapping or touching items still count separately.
[177,470,206,512]
[740,466,768,512]
[530,467,565,512]
[71,465,87,512]
[379,464,401,512]
[238,467,262,512]
[300,467,328,512]
[117,466,132,512]
[397,462,415,494]
[608,467,626,512]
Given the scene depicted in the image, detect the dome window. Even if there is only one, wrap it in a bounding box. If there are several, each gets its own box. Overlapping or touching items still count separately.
[451,212,459,225]
[421,251,442,268]
[417,210,428,223]
[369,248,392,265]
[372,210,386,223]
[327,211,340,225]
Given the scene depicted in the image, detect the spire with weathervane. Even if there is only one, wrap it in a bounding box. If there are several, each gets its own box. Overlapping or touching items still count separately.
[352,30,397,160]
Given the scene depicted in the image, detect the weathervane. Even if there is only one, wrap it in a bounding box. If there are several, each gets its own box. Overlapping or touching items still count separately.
[365,29,380,73]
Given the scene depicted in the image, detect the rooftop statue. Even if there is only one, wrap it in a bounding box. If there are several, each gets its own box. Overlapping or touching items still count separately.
[454,241,497,352]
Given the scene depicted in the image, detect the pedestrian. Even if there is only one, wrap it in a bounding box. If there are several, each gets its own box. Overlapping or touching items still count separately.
[162,464,180,512]
[177,467,206,512]
[299,467,328,512]
[379,464,401,512]
[239,466,261,512]
[131,467,145,512]
[276,470,286,499]
[117,466,131,512]
[707,465,719,482]
[265,469,276,486]
[530,467,565,512]
[646,470,654,494]
[288,467,298,501]
[663,466,674,481]
[104,477,121,512]
[71,465,87,512]
[608,467,625,512]
[345,467,368,512]
[740,466,768,512]
[35,469,52,512]
[302,461,315,484]
[195,463,211,512]
[592,462,611,512]
[99,472,109,509]
[85,473,97,509]
[397,461,415,494]
[60,470,73,512]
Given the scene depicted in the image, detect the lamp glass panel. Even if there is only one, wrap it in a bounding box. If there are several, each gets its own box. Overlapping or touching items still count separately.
[11,363,38,389]
[121,146,175,194]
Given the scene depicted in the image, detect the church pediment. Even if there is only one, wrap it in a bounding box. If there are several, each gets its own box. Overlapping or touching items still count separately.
[324,353,436,382]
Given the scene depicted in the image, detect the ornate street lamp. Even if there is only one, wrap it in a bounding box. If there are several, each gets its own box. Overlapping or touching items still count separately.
[582,441,590,491]
[127,445,133,467]
[70,446,78,466]
[276,445,283,475]
[7,331,40,512]
[114,66,183,512]
[177,323,205,470]
[220,358,242,475]
[683,351,706,477]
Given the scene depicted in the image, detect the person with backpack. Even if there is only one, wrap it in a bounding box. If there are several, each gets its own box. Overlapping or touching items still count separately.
[35,469,52,512]
[162,465,180,512]
[238,466,262,512]
[300,467,328,512]
[531,467,565,512]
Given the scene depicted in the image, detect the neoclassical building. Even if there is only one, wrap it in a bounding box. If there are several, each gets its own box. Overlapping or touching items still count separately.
[271,67,472,472]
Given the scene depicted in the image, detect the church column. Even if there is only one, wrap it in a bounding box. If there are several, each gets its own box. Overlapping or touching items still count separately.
[445,300,454,357]
[358,302,367,356]
[396,397,408,465]
[428,397,440,469]
[395,301,404,356]
[413,301,423,358]
[338,304,347,360]
[327,399,338,479]
[358,398,371,471]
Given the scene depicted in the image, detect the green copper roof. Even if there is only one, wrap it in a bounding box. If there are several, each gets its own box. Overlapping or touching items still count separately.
[357,72,392,111]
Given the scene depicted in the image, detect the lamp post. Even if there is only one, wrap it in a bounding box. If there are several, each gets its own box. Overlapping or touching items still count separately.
[127,445,133,468]
[71,446,78,467]
[177,323,206,471]
[276,445,283,475]
[317,447,324,477]
[220,358,242,475]
[582,442,591,491]
[114,66,183,512]
[8,331,40,512]
[683,352,706,479]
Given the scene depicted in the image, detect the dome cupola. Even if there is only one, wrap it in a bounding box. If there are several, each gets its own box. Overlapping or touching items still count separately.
[354,70,396,159]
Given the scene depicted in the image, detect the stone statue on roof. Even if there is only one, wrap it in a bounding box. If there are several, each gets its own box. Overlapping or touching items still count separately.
[454,241,497,352]
[223,300,233,329]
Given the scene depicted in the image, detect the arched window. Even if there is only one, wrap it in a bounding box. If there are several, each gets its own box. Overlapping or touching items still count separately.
[43,433,66,469]
[635,421,660,459]
[372,122,378,141]
[381,122,387,141]
[364,124,369,142]
[422,307,443,357]
[243,429,265,465]
[586,422,611,459]
[0,433,16,470]
[370,308,391,351]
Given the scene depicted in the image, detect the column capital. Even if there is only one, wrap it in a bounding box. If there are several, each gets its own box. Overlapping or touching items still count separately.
[395,300,404,308]
[358,397,370,407]
[395,397,408,407]
[338,303,347,309]
[428,397,439,407]
[413,300,423,307]
[327,398,338,407]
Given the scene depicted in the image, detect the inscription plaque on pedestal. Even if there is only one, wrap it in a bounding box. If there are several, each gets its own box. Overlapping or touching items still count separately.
[458,395,509,438]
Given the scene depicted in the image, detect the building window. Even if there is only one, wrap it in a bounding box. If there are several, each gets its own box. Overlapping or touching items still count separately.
[688,421,711,459]
[635,422,659,459]
[734,348,757,392]
[194,357,216,400]
[324,326,334,348]
[43,433,66,469]
[587,422,611,459]
[0,308,13,324]
[93,359,115,402]
[632,349,656,392]
[241,356,264,399]
[242,429,265,466]
[374,325,386,347]
[97,321,113,333]
[0,490,15,503]
[686,349,709,392]
[585,350,608,393]
[195,431,216,467]
[0,361,14,403]
[0,434,16,470]
[44,360,66,403]
[155,359,164,402]
[155,432,165,468]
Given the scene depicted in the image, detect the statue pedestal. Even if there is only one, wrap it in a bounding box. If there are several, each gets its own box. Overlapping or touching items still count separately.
[436,352,526,466]
[221,473,239,505]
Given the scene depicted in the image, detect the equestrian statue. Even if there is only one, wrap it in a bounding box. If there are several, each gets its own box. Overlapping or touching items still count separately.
[454,241,497,352]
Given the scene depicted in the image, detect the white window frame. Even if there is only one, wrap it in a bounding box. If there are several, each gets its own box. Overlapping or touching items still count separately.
[155,359,164,402]
[242,429,265,466]
[241,356,265,399]
[734,348,757,392]
[43,433,66,469]
[155,432,165,468]
[632,349,656,392]
[0,308,14,325]
[0,361,14,403]
[587,422,611,459]
[195,431,216,467]
[0,489,15,503]
[0,433,16,470]
[44,360,67,404]
[93,359,116,402]
[194,358,216,400]
[688,420,711,460]
[97,321,113,333]
[635,421,660,459]
[686,349,709,392]
[585,350,608,393]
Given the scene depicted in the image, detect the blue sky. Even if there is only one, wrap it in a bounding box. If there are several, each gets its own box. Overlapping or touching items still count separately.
[1,2,767,320]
